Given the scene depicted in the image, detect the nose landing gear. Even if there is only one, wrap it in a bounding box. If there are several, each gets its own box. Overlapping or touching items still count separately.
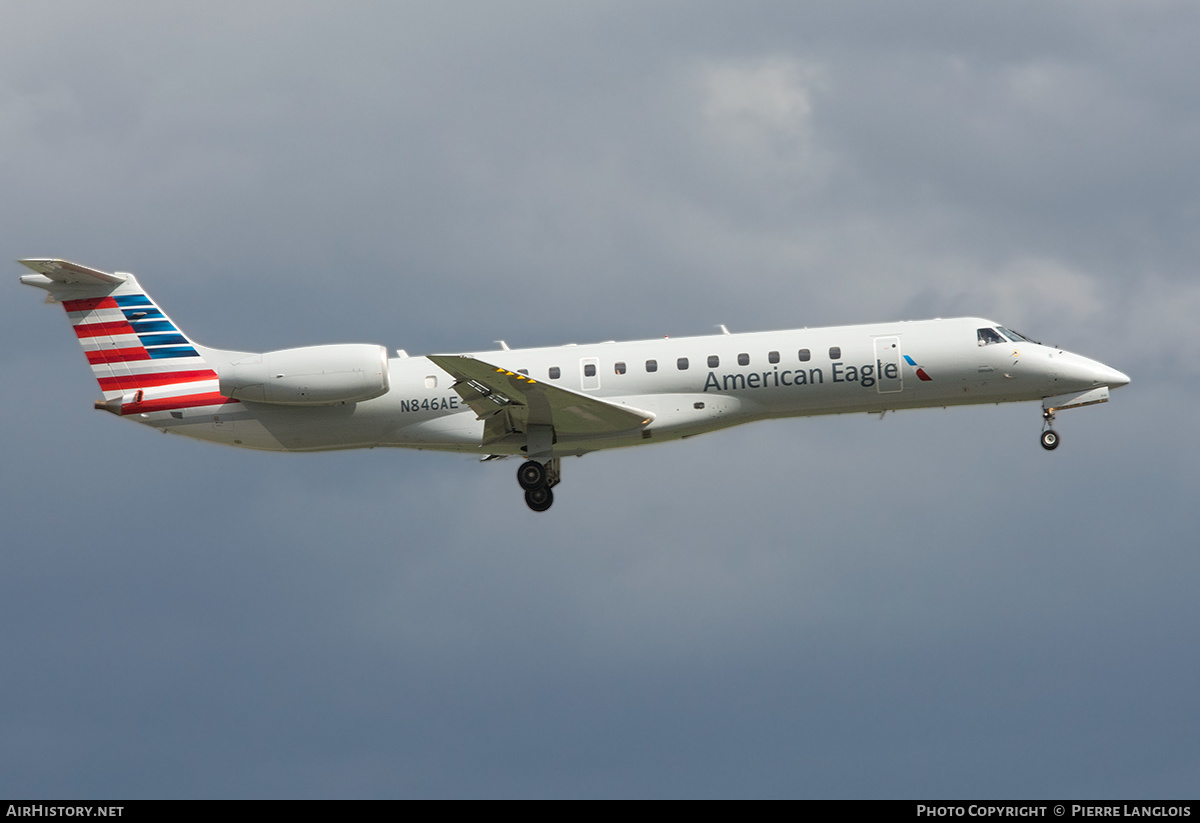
[517,458,560,512]
[1041,410,1060,451]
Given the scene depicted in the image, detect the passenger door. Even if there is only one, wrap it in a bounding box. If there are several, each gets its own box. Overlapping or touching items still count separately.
[874,336,903,393]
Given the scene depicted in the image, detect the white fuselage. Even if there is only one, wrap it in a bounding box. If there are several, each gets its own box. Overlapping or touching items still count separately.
[143,317,1126,456]
[19,259,1130,512]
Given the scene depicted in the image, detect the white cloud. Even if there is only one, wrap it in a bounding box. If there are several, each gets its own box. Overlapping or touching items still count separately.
[697,57,828,178]
[971,256,1105,326]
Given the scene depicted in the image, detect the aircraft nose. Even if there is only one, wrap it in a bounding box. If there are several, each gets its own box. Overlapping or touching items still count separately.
[1057,353,1131,390]
[1104,366,1131,389]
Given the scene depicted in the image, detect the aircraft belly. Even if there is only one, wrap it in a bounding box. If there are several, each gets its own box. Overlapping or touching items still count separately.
[212,399,394,451]
[136,406,289,451]
[389,411,484,449]
[616,393,745,432]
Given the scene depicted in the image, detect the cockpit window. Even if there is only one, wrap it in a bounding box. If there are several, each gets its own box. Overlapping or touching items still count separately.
[977,328,1006,346]
[998,327,1035,344]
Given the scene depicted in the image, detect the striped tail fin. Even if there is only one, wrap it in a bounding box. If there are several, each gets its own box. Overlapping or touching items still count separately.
[19,259,236,416]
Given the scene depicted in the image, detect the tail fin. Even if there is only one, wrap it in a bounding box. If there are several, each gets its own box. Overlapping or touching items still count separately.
[19,259,232,415]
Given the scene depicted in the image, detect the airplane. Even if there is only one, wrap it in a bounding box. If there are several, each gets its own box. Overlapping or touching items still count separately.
[19,258,1130,512]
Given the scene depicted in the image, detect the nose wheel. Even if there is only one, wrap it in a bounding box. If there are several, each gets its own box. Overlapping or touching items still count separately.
[517,458,560,512]
[1040,409,1060,451]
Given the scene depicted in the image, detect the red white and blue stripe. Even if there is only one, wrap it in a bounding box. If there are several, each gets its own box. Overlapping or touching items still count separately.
[62,285,237,415]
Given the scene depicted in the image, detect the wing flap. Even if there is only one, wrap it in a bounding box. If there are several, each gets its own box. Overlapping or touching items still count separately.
[429,354,654,436]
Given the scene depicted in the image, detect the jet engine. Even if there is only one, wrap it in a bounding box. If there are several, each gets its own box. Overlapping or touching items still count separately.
[218,344,390,405]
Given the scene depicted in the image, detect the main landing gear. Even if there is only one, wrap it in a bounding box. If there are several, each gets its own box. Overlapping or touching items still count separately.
[1041,409,1060,451]
[517,458,560,512]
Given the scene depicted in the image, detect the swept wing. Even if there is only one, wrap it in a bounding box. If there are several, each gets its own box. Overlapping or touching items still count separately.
[428,354,654,447]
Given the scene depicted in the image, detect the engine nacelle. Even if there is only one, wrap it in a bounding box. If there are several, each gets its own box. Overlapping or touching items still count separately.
[219,344,390,405]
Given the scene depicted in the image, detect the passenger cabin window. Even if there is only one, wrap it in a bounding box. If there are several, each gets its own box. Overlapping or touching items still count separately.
[708,355,719,368]
[829,346,841,359]
[768,351,780,364]
[584,363,596,377]
[798,349,811,362]
[425,375,438,389]
[978,328,1006,346]
[677,357,689,370]
[738,353,750,366]
[646,359,658,373]
[549,366,561,379]
[615,361,626,375]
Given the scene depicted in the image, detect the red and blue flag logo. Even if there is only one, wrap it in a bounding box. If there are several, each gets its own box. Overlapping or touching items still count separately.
[903,354,933,381]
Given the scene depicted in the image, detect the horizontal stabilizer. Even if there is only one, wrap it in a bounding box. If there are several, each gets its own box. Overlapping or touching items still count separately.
[18,259,127,288]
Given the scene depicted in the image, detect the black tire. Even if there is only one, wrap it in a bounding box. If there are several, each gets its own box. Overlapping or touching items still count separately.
[1041,430,1060,451]
[517,460,547,490]
[525,487,554,512]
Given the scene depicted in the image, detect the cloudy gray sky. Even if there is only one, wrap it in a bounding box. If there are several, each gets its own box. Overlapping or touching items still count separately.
[2,1,1197,798]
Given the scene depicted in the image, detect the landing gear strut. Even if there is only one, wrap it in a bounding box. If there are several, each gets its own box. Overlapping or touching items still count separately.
[517,458,560,512]
[1041,409,1060,451]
